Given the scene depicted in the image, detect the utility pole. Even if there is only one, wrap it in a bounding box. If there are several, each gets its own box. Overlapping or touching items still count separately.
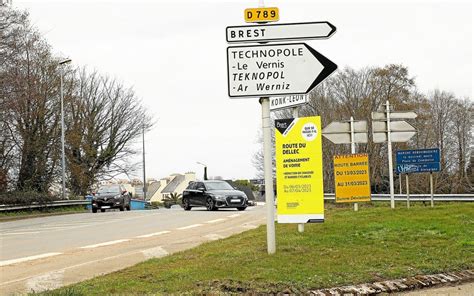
[58,58,71,199]
[197,162,208,180]
[142,124,147,201]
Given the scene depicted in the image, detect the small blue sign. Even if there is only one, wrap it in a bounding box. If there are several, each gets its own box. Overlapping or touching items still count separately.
[396,148,440,174]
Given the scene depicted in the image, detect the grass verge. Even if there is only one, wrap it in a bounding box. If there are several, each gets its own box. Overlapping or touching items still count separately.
[39,203,473,295]
[0,206,87,222]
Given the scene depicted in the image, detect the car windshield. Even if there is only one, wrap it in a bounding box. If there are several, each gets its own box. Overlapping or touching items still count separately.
[205,182,234,191]
[97,185,121,194]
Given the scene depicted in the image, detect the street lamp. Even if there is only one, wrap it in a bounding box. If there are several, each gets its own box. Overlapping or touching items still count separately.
[196,162,207,180]
[58,58,71,199]
[142,123,147,201]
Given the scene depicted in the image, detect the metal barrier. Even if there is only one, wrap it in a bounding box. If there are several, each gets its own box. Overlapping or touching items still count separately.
[0,200,89,212]
[324,193,474,202]
[1,194,472,212]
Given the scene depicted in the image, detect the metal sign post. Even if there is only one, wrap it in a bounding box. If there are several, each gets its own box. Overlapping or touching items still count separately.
[399,174,402,194]
[257,0,276,255]
[349,116,358,212]
[372,102,417,209]
[260,97,276,254]
[291,106,305,233]
[430,172,434,207]
[406,173,410,208]
[386,101,395,209]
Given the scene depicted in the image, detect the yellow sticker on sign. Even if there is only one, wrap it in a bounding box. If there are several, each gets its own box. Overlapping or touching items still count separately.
[275,116,324,223]
[334,154,371,203]
[244,7,279,23]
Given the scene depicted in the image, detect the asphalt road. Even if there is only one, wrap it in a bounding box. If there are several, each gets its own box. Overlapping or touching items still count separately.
[0,205,266,294]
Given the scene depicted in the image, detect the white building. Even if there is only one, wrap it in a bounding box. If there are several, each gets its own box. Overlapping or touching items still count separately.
[148,172,195,202]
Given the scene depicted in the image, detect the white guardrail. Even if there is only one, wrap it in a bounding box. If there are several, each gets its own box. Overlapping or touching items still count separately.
[0,194,473,212]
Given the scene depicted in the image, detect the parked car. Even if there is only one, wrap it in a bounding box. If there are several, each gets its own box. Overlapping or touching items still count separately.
[182,180,248,211]
[91,185,131,213]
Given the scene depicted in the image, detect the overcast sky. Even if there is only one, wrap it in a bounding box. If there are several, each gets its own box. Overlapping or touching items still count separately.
[13,0,473,181]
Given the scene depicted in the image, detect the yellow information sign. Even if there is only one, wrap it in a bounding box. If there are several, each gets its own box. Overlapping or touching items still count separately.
[334,154,371,203]
[275,116,324,223]
[244,7,279,23]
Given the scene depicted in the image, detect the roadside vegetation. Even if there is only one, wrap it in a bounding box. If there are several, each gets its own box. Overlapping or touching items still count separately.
[39,203,473,295]
[0,205,87,222]
[1,7,153,201]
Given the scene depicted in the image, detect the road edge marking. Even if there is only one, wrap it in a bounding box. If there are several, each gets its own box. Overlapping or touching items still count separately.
[79,239,130,249]
[205,218,227,224]
[0,252,62,267]
[177,224,202,230]
[135,231,171,238]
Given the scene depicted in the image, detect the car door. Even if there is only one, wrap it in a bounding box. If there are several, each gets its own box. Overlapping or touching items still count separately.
[184,182,197,205]
[194,182,206,206]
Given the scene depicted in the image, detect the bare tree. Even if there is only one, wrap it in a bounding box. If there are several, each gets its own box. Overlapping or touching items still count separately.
[66,69,152,195]
[1,7,61,192]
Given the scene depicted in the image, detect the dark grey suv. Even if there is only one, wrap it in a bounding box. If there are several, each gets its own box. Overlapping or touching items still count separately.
[182,181,248,211]
[91,185,131,213]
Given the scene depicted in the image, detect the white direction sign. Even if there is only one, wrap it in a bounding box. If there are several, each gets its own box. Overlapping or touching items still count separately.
[323,121,367,133]
[323,132,368,144]
[372,121,416,143]
[372,121,416,132]
[372,111,418,120]
[226,22,336,43]
[227,43,337,98]
[322,120,368,144]
[373,132,416,143]
[270,95,308,111]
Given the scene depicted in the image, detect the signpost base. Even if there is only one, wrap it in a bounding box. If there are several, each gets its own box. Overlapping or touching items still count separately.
[298,224,304,233]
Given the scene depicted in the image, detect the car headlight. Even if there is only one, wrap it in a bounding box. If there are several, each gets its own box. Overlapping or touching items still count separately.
[114,195,121,199]
[214,195,226,200]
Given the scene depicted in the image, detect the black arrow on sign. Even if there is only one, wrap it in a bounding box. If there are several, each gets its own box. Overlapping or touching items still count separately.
[304,44,338,93]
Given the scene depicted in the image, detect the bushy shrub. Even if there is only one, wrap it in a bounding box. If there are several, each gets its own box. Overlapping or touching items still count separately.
[0,191,59,206]
[149,201,163,209]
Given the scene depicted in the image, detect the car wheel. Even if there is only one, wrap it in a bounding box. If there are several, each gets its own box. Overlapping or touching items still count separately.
[100,209,106,212]
[237,207,247,211]
[206,198,216,211]
[92,208,97,213]
[183,198,192,211]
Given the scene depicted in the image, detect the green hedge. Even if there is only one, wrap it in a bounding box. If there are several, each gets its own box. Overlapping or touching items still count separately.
[0,191,59,206]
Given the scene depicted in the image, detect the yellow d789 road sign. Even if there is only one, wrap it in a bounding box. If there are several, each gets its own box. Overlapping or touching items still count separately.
[334,153,371,203]
[244,7,279,23]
